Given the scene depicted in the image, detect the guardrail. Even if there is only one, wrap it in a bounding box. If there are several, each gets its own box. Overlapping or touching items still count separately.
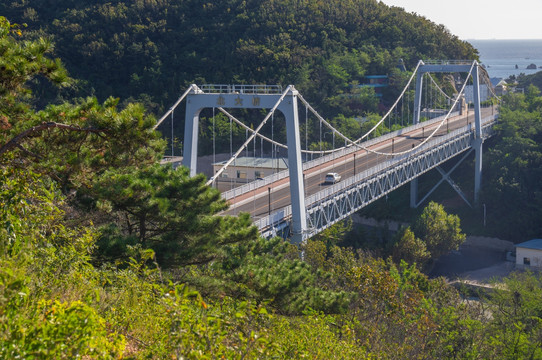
[424,60,475,65]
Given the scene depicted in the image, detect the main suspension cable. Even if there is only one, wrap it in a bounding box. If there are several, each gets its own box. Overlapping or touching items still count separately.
[153,84,196,130]
[296,61,476,156]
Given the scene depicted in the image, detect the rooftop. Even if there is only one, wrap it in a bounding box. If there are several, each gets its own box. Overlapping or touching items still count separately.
[490,77,506,87]
[516,239,542,250]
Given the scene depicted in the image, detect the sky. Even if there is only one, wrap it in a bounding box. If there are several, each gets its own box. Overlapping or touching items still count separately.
[379,0,542,40]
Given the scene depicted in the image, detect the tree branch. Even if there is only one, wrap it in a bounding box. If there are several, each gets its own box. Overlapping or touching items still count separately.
[0,121,107,157]
[15,143,43,159]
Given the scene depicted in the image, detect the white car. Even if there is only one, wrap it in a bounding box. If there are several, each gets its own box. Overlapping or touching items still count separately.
[325,172,341,184]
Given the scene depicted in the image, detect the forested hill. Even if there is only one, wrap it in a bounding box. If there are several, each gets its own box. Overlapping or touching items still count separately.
[1,0,477,113]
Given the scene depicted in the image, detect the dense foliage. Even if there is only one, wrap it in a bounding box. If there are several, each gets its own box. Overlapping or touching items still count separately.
[512,71,542,93]
[3,7,542,358]
[1,0,477,117]
[389,201,465,268]
[94,164,258,266]
[482,85,542,241]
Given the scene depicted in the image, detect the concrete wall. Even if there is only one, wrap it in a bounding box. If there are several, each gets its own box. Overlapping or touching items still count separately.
[516,247,542,268]
[350,215,409,232]
[463,236,514,252]
[212,164,278,180]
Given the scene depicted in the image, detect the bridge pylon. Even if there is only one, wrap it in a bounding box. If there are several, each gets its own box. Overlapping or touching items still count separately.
[182,85,307,243]
[410,60,484,208]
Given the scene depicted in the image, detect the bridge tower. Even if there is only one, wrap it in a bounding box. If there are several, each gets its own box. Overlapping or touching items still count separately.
[411,60,484,207]
[182,85,307,243]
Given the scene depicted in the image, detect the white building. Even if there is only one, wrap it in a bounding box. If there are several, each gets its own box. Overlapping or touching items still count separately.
[160,156,183,169]
[464,84,491,103]
[212,156,288,181]
[463,78,506,104]
[515,239,542,268]
[491,78,508,96]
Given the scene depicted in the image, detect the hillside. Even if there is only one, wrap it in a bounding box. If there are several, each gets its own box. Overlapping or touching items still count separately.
[3,4,542,358]
[515,71,542,92]
[1,0,477,114]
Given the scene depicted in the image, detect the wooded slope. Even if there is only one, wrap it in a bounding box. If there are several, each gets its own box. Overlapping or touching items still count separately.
[1,0,477,112]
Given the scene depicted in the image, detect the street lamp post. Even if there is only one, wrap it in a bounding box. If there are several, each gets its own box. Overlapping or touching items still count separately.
[324,131,335,149]
[268,187,271,217]
[323,131,336,166]
[332,131,335,166]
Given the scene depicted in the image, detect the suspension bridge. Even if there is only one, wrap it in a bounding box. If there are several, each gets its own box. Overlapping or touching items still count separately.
[155,60,500,243]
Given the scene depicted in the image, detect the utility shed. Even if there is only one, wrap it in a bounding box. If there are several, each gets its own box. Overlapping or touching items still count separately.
[160,156,183,169]
[212,156,288,180]
[516,239,542,268]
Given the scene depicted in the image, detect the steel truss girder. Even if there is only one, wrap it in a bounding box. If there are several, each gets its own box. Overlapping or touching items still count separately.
[414,149,474,208]
[304,122,496,239]
[260,121,496,241]
[305,133,473,237]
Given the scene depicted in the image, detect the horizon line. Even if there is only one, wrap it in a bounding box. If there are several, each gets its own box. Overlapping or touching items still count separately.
[463,38,542,41]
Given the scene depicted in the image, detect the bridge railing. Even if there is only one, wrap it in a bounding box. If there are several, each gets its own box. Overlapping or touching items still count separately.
[302,117,497,237]
[424,60,474,65]
[199,84,283,94]
[222,111,461,201]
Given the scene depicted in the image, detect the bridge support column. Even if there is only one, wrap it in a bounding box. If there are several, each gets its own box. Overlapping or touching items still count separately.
[179,84,307,242]
[278,87,307,243]
[182,86,203,177]
[410,177,418,208]
[472,64,483,204]
[473,138,483,203]
[413,68,425,124]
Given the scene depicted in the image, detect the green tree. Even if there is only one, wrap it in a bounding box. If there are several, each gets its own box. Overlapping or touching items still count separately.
[0,17,165,191]
[516,72,542,94]
[93,164,258,267]
[302,239,328,270]
[482,90,542,240]
[0,16,68,117]
[360,113,390,138]
[2,97,164,189]
[486,271,542,359]
[392,226,430,266]
[312,218,353,249]
[412,201,466,260]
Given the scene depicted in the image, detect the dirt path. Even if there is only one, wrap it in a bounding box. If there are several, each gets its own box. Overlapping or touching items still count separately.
[430,245,515,283]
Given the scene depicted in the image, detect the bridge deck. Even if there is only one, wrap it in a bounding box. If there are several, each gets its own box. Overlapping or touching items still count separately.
[223,107,496,228]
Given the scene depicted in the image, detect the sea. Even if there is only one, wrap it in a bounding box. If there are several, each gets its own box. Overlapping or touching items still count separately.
[468,39,542,80]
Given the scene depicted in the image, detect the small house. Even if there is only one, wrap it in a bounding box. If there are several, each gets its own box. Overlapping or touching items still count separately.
[357,75,389,97]
[212,156,288,181]
[515,239,542,268]
[490,77,508,96]
[160,156,183,169]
